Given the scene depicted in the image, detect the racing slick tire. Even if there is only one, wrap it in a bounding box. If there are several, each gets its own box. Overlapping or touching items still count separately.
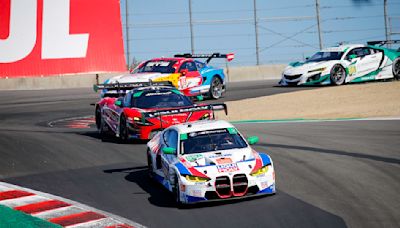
[147,150,155,179]
[330,64,346,86]
[173,175,185,207]
[95,106,101,130]
[393,57,400,80]
[99,117,110,141]
[208,76,224,99]
[119,115,129,143]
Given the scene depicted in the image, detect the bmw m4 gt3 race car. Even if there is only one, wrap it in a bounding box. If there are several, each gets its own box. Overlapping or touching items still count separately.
[97,53,234,99]
[147,120,275,205]
[280,40,400,86]
[95,85,227,141]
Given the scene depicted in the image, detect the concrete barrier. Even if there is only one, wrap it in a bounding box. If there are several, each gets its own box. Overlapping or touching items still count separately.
[0,64,286,90]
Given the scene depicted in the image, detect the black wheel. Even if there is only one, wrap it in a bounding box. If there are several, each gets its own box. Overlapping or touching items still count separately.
[147,150,154,179]
[330,64,346,85]
[119,115,129,143]
[393,57,400,80]
[95,106,101,129]
[99,116,109,141]
[209,76,223,99]
[173,175,182,205]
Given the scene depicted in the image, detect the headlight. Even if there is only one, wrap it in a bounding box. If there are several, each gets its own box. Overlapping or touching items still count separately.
[308,67,326,73]
[185,175,210,182]
[127,116,153,126]
[199,113,211,120]
[250,165,269,176]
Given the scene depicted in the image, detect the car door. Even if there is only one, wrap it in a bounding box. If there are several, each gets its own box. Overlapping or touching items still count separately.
[361,47,383,73]
[345,48,368,78]
[345,47,381,78]
[178,61,202,89]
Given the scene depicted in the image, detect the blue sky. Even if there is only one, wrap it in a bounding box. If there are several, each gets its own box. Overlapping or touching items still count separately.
[120,0,400,67]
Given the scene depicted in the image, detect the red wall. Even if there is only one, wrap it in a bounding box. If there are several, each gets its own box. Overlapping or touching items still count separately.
[0,0,126,77]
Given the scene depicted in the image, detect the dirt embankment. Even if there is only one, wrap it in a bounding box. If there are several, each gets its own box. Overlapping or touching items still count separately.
[217,81,400,121]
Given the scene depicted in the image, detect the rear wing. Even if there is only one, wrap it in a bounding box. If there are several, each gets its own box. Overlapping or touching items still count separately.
[93,81,173,95]
[174,53,235,64]
[367,40,400,47]
[141,104,227,127]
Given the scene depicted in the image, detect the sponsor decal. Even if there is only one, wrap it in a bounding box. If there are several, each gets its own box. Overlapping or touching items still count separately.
[145,91,172,96]
[209,153,232,158]
[217,163,239,173]
[261,181,269,189]
[188,129,227,137]
[216,158,232,164]
[186,154,203,162]
[191,190,202,197]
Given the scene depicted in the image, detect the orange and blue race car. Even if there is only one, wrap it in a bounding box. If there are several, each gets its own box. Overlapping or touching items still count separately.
[95,84,227,141]
[94,53,234,99]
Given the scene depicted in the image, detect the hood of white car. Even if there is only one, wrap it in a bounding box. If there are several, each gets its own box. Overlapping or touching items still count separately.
[182,147,254,167]
[284,61,332,75]
[106,72,171,83]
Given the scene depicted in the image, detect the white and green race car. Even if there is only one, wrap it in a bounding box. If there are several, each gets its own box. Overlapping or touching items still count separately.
[280,40,400,86]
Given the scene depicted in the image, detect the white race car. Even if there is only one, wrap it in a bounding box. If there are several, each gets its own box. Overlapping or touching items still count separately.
[280,40,400,86]
[146,120,276,205]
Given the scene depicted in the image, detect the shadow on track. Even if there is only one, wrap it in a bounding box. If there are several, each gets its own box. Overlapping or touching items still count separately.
[103,165,274,209]
[80,131,147,145]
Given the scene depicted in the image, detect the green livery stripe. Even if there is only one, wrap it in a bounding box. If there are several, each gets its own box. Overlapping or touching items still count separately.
[349,69,382,83]
[302,73,330,85]
[133,91,144,98]
[0,205,61,228]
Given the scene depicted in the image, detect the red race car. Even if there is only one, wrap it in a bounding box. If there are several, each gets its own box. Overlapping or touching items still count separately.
[95,85,227,141]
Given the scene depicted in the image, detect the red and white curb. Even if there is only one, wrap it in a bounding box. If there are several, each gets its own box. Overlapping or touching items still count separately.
[0,182,145,228]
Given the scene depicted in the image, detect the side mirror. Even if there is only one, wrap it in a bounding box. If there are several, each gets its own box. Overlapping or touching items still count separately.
[349,54,357,60]
[114,100,122,107]
[162,147,176,154]
[247,136,259,145]
[180,69,188,76]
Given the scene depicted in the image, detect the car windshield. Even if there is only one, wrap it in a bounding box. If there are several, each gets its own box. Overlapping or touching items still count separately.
[181,128,247,155]
[306,51,344,62]
[131,90,193,109]
[136,60,176,73]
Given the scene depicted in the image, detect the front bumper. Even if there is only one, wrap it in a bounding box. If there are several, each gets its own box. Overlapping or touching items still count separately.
[179,170,275,204]
[279,72,331,86]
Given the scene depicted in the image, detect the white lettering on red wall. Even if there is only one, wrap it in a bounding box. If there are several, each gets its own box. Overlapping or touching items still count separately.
[0,0,126,77]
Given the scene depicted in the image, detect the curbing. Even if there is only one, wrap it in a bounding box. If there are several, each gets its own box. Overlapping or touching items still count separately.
[0,182,145,228]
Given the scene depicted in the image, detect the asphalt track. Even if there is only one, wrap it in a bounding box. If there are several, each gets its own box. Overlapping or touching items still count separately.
[0,80,399,227]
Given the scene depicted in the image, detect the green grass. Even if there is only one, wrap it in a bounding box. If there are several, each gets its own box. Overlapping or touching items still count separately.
[0,205,61,228]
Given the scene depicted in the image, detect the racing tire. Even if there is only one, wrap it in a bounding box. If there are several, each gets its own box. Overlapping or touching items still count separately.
[99,117,110,141]
[95,106,101,130]
[119,115,129,144]
[393,57,400,80]
[208,76,224,99]
[330,64,346,86]
[147,150,154,179]
[173,175,184,207]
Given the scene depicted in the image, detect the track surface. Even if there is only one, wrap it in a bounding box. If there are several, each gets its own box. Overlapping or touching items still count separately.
[0,80,399,227]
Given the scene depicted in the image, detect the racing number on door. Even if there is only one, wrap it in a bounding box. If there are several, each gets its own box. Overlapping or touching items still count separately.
[348,65,356,76]
[179,76,187,89]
